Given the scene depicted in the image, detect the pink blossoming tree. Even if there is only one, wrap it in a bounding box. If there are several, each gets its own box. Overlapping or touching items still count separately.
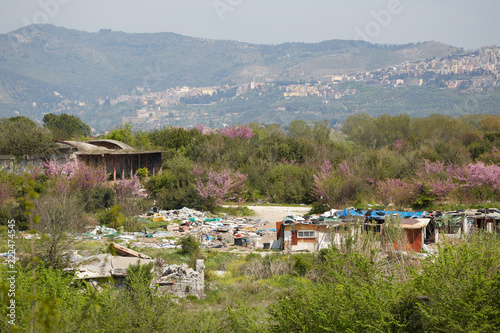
[42,159,107,193]
[376,178,416,207]
[113,173,146,198]
[312,160,367,208]
[192,164,247,210]
[0,181,14,206]
[219,126,254,139]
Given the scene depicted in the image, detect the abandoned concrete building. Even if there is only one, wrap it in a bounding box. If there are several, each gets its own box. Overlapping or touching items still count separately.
[56,139,163,180]
[0,139,163,180]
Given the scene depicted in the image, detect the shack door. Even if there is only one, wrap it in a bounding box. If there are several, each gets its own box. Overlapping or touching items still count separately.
[405,229,422,252]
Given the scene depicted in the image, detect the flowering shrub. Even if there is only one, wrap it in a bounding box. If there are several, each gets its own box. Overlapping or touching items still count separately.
[192,164,247,209]
[376,179,416,207]
[194,124,216,135]
[42,159,107,193]
[0,181,14,206]
[113,173,146,198]
[453,162,500,190]
[393,139,405,151]
[42,159,77,178]
[312,160,335,205]
[418,159,449,176]
[71,162,108,192]
[415,159,456,201]
[424,179,456,198]
[312,160,368,207]
[219,126,254,139]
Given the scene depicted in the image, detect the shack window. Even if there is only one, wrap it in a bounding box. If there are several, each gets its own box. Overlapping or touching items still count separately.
[297,230,316,238]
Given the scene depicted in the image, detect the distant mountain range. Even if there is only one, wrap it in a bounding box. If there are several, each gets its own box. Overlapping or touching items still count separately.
[0,24,467,127]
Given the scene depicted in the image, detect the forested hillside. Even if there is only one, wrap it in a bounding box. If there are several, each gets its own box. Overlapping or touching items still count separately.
[0,24,460,125]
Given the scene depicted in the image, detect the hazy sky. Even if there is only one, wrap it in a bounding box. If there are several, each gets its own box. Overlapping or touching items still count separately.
[0,0,498,49]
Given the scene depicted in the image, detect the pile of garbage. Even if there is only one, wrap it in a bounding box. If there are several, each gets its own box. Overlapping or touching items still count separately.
[72,206,280,251]
[138,207,277,249]
[76,226,121,240]
[142,207,209,226]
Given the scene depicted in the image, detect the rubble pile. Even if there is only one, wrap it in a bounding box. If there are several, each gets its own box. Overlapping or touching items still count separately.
[155,260,205,298]
[69,244,206,299]
[71,253,154,279]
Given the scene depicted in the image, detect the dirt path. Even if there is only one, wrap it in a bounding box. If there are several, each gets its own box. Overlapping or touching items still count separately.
[245,205,312,224]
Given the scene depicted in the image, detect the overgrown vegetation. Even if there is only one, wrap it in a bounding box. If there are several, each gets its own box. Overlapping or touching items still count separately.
[2,112,500,213]
[2,113,500,331]
[2,232,500,332]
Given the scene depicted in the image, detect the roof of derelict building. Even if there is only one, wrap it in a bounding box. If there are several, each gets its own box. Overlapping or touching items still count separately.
[56,141,110,153]
[55,140,163,155]
[85,139,135,151]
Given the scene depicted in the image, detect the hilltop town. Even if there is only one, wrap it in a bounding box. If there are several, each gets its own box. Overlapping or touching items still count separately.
[79,46,499,131]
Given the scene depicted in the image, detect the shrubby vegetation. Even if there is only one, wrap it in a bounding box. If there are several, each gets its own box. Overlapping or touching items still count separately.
[3,112,500,212]
[0,117,55,158]
[2,231,500,332]
[2,113,500,331]
[135,113,500,211]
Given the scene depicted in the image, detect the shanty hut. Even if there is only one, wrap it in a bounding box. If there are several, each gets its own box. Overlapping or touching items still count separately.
[388,218,431,252]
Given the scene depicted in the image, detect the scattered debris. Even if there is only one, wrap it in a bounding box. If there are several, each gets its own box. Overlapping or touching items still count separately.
[113,243,151,259]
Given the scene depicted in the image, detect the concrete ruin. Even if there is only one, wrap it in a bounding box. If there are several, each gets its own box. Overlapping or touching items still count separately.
[73,253,154,280]
[0,139,163,180]
[72,244,205,298]
[155,260,205,299]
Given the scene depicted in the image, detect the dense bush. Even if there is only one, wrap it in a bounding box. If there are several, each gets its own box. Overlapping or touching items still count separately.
[411,234,500,332]
[266,164,313,204]
[226,233,500,332]
[79,186,116,212]
[2,233,500,332]
[178,235,200,257]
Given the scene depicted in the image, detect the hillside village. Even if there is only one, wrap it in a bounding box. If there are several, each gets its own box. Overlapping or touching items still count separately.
[12,43,498,132]
[86,46,500,130]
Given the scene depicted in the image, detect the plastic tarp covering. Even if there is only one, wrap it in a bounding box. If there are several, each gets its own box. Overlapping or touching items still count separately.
[337,209,427,219]
[434,215,464,228]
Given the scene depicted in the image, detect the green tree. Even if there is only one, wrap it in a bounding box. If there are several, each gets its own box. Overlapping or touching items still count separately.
[149,126,200,151]
[342,113,411,149]
[0,116,55,158]
[266,164,313,204]
[42,113,91,140]
[312,119,331,144]
[102,123,135,146]
[34,192,87,268]
[287,120,312,141]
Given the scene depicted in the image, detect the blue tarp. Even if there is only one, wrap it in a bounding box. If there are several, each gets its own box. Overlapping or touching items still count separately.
[336,209,428,220]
